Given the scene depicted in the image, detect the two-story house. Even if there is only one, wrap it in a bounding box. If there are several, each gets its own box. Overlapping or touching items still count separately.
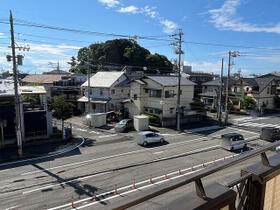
[200,78,234,110]
[78,71,130,113]
[124,75,196,126]
[182,72,214,99]
[230,77,278,109]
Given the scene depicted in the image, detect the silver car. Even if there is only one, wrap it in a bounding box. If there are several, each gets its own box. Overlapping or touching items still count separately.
[136,131,165,146]
[221,133,247,151]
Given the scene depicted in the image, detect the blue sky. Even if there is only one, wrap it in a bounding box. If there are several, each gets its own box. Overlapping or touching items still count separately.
[0,0,280,75]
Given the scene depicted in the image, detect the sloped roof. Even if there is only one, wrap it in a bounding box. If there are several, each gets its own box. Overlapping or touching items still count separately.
[145,75,196,86]
[81,71,125,88]
[22,74,67,84]
[255,77,274,93]
[242,78,258,87]
[43,69,70,75]
[115,79,130,87]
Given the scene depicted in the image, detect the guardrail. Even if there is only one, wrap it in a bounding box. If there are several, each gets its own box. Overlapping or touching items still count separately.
[110,141,280,210]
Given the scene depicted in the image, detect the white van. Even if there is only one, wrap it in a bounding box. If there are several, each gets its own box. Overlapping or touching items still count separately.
[221,133,247,151]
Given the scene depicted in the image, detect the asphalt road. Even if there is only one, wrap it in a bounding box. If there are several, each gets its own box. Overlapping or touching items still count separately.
[0,115,279,210]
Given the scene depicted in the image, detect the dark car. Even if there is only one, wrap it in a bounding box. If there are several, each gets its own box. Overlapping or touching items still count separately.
[260,127,280,142]
[114,119,133,132]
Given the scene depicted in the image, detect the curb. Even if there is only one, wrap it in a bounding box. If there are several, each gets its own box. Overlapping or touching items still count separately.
[0,137,85,167]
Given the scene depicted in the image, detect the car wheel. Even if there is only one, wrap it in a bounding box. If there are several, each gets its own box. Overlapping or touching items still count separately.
[143,141,148,147]
[160,138,164,143]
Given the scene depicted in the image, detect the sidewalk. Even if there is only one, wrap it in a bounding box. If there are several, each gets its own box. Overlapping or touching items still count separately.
[0,137,83,163]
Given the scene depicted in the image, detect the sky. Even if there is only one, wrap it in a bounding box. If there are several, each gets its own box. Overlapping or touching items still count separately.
[0,0,280,76]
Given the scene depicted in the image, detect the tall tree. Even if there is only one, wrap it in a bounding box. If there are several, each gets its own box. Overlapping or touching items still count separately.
[71,39,173,74]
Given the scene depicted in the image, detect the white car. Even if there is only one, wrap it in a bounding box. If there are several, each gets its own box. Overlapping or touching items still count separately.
[221,133,247,151]
[135,131,165,146]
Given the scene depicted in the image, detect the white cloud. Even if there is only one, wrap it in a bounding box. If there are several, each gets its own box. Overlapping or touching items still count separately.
[117,6,138,14]
[98,0,120,8]
[141,6,158,19]
[185,60,221,73]
[97,1,178,34]
[0,32,7,39]
[208,0,280,34]
[160,19,178,34]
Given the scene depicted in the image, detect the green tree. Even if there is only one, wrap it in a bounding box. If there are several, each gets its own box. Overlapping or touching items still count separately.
[51,96,75,138]
[190,101,206,113]
[240,96,256,110]
[71,39,173,74]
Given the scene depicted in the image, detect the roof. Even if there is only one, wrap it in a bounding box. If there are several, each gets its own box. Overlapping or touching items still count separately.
[144,75,196,86]
[81,71,125,88]
[115,79,130,87]
[20,86,46,94]
[242,78,258,87]
[77,96,109,104]
[43,69,70,75]
[255,77,274,92]
[222,133,242,137]
[130,79,146,85]
[0,79,17,96]
[22,74,67,84]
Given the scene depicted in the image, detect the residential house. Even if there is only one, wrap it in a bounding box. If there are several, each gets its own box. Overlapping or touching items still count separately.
[124,75,196,126]
[0,79,52,147]
[229,77,278,110]
[21,74,86,113]
[78,71,130,113]
[182,72,214,99]
[200,78,234,110]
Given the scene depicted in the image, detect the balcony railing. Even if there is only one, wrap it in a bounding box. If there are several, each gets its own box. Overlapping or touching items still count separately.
[109,141,280,210]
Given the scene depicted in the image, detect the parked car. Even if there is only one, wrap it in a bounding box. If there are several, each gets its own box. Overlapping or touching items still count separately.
[115,119,133,132]
[221,133,247,151]
[260,127,280,142]
[135,131,165,146]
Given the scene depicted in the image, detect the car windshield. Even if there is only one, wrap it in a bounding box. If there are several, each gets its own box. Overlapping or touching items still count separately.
[119,120,127,125]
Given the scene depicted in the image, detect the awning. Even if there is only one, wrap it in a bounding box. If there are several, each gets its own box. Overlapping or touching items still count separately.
[122,99,132,103]
[77,96,108,104]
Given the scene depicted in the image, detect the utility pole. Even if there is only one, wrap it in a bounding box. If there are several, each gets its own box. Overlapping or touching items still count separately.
[218,58,224,124]
[10,10,23,156]
[172,29,184,131]
[87,47,91,114]
[224,51,240,125]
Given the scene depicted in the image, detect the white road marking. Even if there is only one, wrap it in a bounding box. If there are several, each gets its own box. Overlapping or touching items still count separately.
[5,206,18,210]
[22,172,111,195]
[89,130,100,134]
[76,128,87,132]
[21,136,211,176]
[227,127,259,135]
[98,134,118,138]
[153,151,164,155]
[47,153,238,210]
[0,138,85,167]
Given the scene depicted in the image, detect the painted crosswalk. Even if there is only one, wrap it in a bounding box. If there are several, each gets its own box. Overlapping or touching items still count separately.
[238,122,280,128]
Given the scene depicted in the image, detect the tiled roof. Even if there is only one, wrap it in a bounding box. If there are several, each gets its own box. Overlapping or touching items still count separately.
[145,75,196,86]
[22,74,67,84]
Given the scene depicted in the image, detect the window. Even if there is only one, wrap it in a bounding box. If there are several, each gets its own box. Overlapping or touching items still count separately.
[100,89,103,96]
[155,109,162,115]
[111,89,115,95]
[267,87,270,94]
[165,90,174,98]
[121,89,123,93]
[144,108,148,112]
[170,108,174,114]
[149,109,154,114]
[149,90,161,98]
[133,94,137,100]
[145,89,149,93]
[92,104,96,110]
[111,104,114,108]
[234,87,237,93]
[246,87,250,92]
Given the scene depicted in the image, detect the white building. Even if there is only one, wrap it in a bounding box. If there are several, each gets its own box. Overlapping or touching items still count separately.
[78,71,130,113]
